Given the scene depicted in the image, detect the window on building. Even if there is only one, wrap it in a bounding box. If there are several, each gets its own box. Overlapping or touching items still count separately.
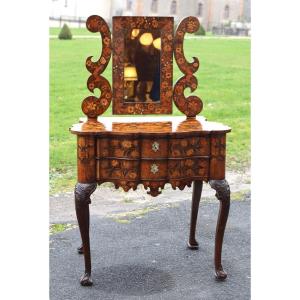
[224,5,230,19]
[170,0,177,14]
[127,0,133,11]
[197,2,203,17]
[116,9,123,16]
[151,0,158,13]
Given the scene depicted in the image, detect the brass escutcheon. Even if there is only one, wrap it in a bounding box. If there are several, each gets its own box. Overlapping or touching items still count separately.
[150,163,159,174]
[152,141,160,152]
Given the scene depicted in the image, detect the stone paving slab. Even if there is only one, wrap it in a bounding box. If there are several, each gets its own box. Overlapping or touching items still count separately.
[50,199,250,300]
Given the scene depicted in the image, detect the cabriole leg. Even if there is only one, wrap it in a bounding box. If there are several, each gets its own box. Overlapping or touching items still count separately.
[188,181,203,249]
[209,179,230,280]
[75,182,97,286]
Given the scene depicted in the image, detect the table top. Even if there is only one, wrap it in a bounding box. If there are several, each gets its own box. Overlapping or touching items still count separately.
[70,116,231,136]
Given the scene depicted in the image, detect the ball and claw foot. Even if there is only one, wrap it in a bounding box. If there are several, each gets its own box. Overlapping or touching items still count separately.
[215,266,227,281]
[187,239,199,250]
[80,272,93,286]
[77,245,83,254]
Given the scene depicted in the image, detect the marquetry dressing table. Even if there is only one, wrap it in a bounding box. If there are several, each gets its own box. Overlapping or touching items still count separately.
[70,15,231,286]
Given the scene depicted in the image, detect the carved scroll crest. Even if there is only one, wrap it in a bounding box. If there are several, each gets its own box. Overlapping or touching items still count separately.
[81,15,112,122]
[173,17,203,118]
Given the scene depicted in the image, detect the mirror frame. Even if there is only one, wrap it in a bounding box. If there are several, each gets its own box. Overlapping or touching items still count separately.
[81,15,202,123]
[112,16,174,115]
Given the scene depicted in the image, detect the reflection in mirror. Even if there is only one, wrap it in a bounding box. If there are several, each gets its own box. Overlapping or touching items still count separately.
[124,28,161,103]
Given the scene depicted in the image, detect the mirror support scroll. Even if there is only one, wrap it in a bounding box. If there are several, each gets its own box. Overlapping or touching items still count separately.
[81,15,112,123]
[173,17,203,118]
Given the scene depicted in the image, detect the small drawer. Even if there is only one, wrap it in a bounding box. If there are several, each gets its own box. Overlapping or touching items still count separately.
[168,158,209,179]
[97,158,139,181]
[141,138,168,158]
[97,137,140,159]
[169,137,210,158]
[140,160,168,180]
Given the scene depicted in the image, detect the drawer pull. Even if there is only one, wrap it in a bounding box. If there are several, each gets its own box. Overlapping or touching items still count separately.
[150,163,159,174]
[152,141,160,152]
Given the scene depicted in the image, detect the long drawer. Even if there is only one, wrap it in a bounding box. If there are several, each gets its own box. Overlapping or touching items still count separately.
[96,157,209,181]
[96,136,210,159]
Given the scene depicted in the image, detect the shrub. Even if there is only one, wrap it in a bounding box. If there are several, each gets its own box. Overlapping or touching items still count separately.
[195,24,206,36]
[58,24,72,40]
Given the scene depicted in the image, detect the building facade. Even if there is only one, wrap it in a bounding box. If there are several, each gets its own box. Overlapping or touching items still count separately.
[111,0,251,30]
[50,0,251,30]
[50,0,111,27]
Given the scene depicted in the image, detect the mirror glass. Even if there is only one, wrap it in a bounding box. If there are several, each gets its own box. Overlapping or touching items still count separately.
[123,28,161,103]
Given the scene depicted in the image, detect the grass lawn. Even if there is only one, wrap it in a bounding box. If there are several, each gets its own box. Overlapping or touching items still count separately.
[50,35,250,194]
[50,27,94,36]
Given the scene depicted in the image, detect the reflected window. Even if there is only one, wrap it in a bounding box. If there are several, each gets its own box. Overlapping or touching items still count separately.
[224,5,230,19]
[127,0,133,11]
[170,0,177,14]
[151,0,158,13]
[197,2,203,17]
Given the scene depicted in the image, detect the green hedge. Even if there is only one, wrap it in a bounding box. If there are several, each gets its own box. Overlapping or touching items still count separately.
[195,24,206,36]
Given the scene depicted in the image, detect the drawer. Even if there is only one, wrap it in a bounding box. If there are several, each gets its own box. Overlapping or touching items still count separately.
[97,137,140,159]
[141,138,168,158]
[97,158,139,180]
[169,137,210,158]
[140,160,168,180]
[168,158,209,179]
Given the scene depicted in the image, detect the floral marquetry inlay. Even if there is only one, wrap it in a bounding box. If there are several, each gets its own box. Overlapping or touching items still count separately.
[77,137,95,163]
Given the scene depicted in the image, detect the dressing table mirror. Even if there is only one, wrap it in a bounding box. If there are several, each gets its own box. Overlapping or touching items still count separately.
[70,15,231,286]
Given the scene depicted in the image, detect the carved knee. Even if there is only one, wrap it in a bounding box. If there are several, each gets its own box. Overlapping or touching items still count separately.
[209,179,230,202]
[75,183,97,208]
